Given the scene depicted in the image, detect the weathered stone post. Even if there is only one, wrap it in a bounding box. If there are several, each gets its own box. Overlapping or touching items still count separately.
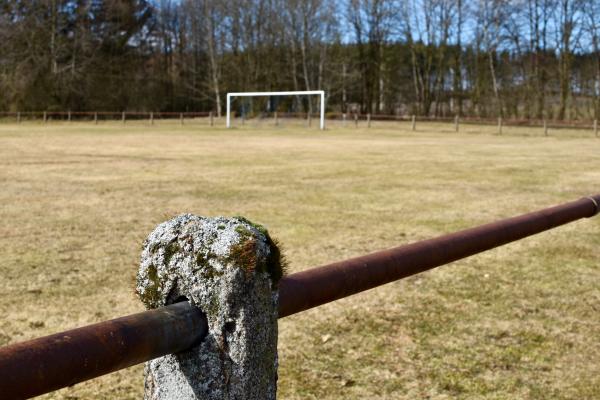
[136,215,283,400]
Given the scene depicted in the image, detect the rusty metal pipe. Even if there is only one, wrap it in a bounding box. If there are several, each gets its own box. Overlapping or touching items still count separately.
[0,195,598,398]
[278,194,600,317]
[0,301,207,399]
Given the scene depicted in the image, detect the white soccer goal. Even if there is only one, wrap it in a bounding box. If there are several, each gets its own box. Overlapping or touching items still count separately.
[226,90,326,130]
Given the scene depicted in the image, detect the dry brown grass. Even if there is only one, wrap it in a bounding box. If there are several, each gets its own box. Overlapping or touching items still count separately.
[0,119,599,399]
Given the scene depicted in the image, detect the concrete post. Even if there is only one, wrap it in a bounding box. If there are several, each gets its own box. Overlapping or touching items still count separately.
[136,215,282,400]
[411,115,416,131]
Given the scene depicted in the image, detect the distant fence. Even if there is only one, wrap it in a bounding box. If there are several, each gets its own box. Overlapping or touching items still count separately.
[325,112,599,135]
[0,111,213,125]
[0,110,598,136]
[0,194,598,399]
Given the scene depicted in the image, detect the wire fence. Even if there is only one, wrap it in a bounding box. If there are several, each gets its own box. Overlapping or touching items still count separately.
[0,111,212,124]
[0,110,598,136]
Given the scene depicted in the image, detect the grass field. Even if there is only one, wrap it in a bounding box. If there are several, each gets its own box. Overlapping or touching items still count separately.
[1,119,599,399]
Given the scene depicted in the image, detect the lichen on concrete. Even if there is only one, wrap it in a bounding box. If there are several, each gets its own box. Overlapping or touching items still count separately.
[136,214,282,400]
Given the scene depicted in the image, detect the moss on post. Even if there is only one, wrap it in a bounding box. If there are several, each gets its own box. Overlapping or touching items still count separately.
[136,214,282,400]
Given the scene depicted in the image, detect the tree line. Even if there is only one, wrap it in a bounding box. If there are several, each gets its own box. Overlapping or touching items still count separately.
[1,0,599,120]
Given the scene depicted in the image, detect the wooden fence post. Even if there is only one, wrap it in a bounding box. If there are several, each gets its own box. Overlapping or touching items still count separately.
[367,113,371,128]
[122,111,126,124]
[411,115,416,131]
[137,215,279,400]
[454,115,459,132]
[94,112,98,124]
[497,117,502,135]
[17,112,21,124]
[274,111,278,126]
[43,111,47,123]
[308,112,312,127]
[180,113,184,125]
[150,112,154,125]
[209,111,214,126]
[342,113,346,127]
[354,113,358,128]
[594,119,597,137]
[543,119,548,136]
[68,110,71,122]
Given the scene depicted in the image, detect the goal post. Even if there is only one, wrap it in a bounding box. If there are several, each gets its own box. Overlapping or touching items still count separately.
[226,90,326,130]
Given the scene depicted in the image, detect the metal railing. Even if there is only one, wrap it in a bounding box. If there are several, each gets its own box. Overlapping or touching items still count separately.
[0,194,599,399]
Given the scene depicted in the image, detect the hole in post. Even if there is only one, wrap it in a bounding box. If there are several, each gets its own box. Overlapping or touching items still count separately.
[173,295,189,304]
[224,321,236,333]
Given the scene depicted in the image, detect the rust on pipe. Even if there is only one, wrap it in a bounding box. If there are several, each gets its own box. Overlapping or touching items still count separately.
[0,195,598,398]
[277,194,600,317]
[0,301,207,399]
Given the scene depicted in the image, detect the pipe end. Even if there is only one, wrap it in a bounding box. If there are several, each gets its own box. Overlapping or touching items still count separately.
[586,195,600,216]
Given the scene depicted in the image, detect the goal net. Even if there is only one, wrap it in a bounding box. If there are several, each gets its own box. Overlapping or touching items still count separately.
[226,90,326,130]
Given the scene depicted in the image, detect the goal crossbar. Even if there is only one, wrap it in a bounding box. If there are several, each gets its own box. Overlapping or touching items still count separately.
[226,90,325,130]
